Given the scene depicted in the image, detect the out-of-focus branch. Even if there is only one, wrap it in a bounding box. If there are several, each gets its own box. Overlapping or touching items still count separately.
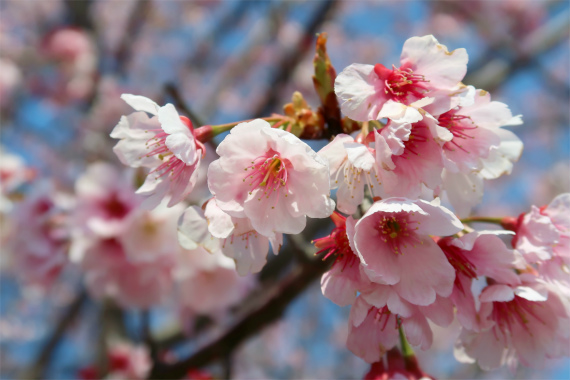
[64,0,94,30]
[465,9,570,91]
[115,0,151,75]
[22,289,88,380]
[164,83,206,127]
[147,252,333,379]
[142,310,158,362]
[254,0,339,118]
[198,1,290,120]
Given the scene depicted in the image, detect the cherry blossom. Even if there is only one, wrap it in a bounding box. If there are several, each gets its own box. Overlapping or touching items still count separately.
[208,119,334,235]
[454,275,570,370]
[314,212,370,306]
[6,183,69,288]
[436,88,523,216]
[71,162,140,242]
[335,35,468,123]
[374,118,446,199]
[111,94,204,208]
[514,193,570,265]
[437,231,524,331]
[176,205,251,313]
[81,237,175,308]
[347,295,453,363]
[351,198,462,305]
[202,199,282,276]
[318,134,386,215]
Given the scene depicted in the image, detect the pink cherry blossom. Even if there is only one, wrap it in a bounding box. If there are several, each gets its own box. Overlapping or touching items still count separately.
[208,119,334,236]
[120,201,186,263]
[202,199,282,276]
[318,134,385,215]
[359,279,455,351]
[71,162,140,241]
[347,295,452,363]
[435,88,523,216]
[81,237,175,308]
[346,296,400,363]
[176,205,252,313]
[335,35,468,123]
[314,212,371,306]
[7,184,69,288]
[437,231,524,331]
[78,199,185,307]
[352,198,462,306]
[374,118,445,198]
[454,275,570,370]
[437,88,522,174]
[515,193,570,264]
[111,94,204,208]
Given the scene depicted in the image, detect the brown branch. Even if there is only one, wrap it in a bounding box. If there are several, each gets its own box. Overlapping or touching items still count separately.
[164,83,205,127]
[253,0,339,118]
[115,0,151,75]
[22,289,88,379]
[147,254,333,379]
[464,9,570,91]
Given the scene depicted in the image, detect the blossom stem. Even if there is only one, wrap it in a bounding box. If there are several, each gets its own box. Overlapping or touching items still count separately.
[460,216,504,225]
[398,325,414,358]
[208,115,290,135]
[194,115,292,143]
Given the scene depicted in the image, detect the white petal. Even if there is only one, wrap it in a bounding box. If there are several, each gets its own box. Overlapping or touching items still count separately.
[479,284,515,303]
[335,63,382,121]
[165,133,197,165]
[344,143,375,171]
[121,94,160,115]
[204,200,235,238]
[514,286,547,302]
[401,35,468,88]
[158,103,191,135]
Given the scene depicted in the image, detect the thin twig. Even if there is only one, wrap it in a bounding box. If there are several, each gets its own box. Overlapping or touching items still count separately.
[115,0,151,76]
[164,84,206,127]
[142,310,158,361]
[147,254,332,379]
[22,289,88,379]
[253,0,339,118]
[464,9,570,91]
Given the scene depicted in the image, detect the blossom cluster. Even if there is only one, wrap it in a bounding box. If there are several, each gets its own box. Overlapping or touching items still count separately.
[2,33,568,377]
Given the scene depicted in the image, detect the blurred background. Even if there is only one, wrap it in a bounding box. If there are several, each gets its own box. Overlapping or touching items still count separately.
[0,0,569,379]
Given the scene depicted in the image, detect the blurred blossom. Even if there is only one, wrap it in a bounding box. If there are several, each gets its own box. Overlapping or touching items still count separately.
[0,1,568,379]
[0,58,22,108]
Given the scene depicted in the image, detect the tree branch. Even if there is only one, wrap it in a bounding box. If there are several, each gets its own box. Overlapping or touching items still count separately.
[147,254,332,379]
[253,0,339,118]
[22,289,88,379]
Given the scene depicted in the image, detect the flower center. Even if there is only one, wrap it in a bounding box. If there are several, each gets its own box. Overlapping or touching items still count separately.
[144,116,196,181]
[398,123,428,160]
[378,214,421,254]
[341,162,381,197]
[439,239,478,294]
[374,63,429,104]
[222,230,259,250]
[243,153,289,207]
[372,306,397,332]
[438,110,477,153]
[101,192,130,219]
